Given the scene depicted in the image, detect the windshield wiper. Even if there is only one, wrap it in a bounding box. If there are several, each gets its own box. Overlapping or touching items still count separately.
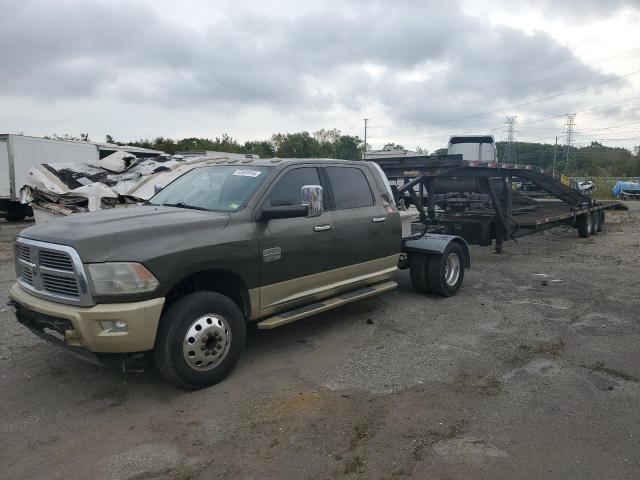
[162,202,210,211]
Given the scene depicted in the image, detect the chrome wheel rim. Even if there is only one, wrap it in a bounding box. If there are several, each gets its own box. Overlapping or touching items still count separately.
[182,314,231,371]
[444,252,461,286]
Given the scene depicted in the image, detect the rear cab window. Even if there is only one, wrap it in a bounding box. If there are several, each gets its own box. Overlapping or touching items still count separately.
[326,166,374,210]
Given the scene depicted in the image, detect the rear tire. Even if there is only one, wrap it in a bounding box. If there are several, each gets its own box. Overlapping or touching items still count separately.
[154,291,246,390]
[577,212,592,238]
[427,243,465,297]
[591,211,600,235]
[597,210,605,232]
[5,213,26,222]
[409,253,430,293]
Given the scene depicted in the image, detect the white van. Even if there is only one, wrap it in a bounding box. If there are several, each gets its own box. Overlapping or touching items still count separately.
[447,135,497,162]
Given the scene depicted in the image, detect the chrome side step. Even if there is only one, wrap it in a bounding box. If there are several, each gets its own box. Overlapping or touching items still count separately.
[256,280,397,329]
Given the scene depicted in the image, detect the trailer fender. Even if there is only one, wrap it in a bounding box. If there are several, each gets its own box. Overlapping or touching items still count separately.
[403,234,471,268]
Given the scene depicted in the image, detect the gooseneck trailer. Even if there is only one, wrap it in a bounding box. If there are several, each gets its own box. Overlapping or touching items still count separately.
[373,154,626,253]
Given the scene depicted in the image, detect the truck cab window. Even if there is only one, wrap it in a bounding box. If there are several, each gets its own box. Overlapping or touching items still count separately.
[326,167,374,210]
[268,168,320,206]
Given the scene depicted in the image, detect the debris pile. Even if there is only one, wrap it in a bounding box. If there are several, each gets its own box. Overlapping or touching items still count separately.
[20,151,233,222]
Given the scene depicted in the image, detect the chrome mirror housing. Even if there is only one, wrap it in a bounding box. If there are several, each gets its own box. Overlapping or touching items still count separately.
[301,185,323,218]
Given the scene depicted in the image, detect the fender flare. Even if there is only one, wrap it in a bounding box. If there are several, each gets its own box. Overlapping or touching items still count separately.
[402,234,471,268]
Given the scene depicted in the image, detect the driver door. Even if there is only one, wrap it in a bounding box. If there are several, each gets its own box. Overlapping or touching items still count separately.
[254,166,336,313]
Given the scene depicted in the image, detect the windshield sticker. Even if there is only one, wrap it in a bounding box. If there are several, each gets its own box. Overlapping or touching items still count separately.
[232,169,262,177]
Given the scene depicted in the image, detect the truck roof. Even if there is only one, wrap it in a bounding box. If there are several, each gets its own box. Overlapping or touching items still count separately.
[192,157,363,168]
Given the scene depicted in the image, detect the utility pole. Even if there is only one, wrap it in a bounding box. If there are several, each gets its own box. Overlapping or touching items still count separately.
[505,116,517,162]
[562,114,576,173]
[363,118,368,160]
[553,136,558,175]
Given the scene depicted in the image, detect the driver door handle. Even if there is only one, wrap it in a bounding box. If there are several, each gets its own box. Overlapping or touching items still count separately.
[313,224,332,232]
[372,217,387,223]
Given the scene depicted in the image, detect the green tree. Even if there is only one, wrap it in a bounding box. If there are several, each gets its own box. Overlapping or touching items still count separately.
[382,143,404,151]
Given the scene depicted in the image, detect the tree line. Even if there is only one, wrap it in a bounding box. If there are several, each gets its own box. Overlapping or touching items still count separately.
[51,130,640,177]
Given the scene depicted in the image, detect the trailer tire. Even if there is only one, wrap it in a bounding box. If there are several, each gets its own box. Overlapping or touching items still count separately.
[5,213,26,222]
[577,213,592,238]
[597,210,605,232]
[591,211,601,234]
[154,291,246,390]
[409,253,430,293]
[427,243,465,297]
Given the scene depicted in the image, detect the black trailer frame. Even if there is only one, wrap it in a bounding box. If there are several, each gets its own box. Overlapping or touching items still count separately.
[373,155,626,253]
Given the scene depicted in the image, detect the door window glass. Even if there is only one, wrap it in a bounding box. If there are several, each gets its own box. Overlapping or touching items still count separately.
[268,168,320,206]
[326,167,374,210]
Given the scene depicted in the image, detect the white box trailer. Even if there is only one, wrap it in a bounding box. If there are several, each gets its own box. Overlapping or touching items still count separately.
[0,134,162,221]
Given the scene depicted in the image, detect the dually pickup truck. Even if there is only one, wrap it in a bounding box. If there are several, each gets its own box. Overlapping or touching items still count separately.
[9,158,470,389]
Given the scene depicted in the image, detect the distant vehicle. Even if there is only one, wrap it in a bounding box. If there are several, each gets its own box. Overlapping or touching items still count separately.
[9,158,470,389]
[0,134,162,221]
[447,135,497,162]
[612,180,640,200]
[577,180,595,196]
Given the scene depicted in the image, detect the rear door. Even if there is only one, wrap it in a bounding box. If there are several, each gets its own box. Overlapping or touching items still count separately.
[255,166,336,312]
[324,165,399,285]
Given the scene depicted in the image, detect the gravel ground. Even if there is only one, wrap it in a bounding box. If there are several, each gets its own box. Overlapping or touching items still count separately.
[1,205,639,480]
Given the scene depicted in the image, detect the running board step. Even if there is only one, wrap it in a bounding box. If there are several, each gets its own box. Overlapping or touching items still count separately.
[256,280,398,329]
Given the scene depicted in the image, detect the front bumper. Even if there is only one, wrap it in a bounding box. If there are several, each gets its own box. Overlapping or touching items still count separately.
[9,283,165,353]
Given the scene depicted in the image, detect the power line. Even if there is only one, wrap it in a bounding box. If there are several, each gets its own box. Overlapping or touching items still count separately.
[421,46,640,114]
[367,69,640,130]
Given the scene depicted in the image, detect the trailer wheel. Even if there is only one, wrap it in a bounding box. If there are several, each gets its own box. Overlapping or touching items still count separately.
[427,243,465,297]
[576,213,592,238]
[597,210,605,232]
[5,213,26,222]
[409,253,430,293]
[591,211,601,234]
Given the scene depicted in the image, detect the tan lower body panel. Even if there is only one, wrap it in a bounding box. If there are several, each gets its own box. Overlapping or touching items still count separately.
[9,283,165,353]
[257,280,397,329]
[256,254,399,319]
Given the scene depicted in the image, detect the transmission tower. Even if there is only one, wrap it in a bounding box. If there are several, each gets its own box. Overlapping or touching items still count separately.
[562,114,576,173]
[505,116,517,162]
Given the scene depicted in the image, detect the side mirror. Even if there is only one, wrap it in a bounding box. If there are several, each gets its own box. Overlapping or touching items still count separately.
[261,205,308,220]
[154,184,163,194]
[301,185,323,218]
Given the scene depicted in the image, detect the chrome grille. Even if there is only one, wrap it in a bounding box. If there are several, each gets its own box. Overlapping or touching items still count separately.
[15,244,31,262]
[42,273,80,296]
[20,264,34,285]
[39,250,73,271]
[14,238,93,306]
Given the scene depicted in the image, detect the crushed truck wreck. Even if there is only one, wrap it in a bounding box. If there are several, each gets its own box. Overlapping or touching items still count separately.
[21,152,258,223]
[9,158,470,390]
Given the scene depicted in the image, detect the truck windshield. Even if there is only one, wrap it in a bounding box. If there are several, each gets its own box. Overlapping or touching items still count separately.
[149,165,272,212]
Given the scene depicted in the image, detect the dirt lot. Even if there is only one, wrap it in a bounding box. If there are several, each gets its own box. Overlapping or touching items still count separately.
[1,205,639,480]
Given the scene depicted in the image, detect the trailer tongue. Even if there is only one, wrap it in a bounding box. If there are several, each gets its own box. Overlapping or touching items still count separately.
[373,154,627,253]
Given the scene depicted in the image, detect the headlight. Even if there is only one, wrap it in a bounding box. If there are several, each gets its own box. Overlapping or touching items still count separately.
[87,262,159,295]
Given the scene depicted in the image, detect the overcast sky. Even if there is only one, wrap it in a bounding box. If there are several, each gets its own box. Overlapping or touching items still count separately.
[1,0,639,152]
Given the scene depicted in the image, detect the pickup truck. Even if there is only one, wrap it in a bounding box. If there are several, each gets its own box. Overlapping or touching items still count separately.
[9,158,470,389]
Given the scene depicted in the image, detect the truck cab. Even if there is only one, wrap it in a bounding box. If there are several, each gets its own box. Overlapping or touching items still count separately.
[9,158,469,389]
[447,135,497,162]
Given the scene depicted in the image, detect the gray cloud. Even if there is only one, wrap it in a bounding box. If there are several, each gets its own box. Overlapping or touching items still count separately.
[0,0,638,143]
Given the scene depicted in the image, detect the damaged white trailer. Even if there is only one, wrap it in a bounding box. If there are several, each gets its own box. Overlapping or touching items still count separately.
[0,134,162,221]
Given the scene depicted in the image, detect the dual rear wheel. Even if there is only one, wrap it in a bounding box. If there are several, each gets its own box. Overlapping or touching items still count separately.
[410,243,465,297]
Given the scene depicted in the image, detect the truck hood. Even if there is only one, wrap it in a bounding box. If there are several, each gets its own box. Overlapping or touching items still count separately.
[20,205,231,263]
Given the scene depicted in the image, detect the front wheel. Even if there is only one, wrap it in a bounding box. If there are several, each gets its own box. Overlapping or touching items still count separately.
[154,291,246,390]
[427,243,466,297]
